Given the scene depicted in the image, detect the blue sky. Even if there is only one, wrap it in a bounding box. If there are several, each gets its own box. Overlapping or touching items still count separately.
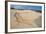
[11,4,42,11]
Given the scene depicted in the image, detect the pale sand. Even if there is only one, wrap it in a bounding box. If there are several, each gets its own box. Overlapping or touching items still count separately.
[10,9,42,29]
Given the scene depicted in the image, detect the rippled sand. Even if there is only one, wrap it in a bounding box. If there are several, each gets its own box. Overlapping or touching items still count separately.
[10,9,42,29]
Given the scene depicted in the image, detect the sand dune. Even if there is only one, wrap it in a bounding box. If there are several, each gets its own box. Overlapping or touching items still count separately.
[10,9,42,29]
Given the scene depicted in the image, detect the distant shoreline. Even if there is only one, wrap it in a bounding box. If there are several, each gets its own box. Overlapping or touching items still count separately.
[11,8,42,13]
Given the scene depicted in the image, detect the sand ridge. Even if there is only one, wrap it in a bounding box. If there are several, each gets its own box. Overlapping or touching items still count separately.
[10,9,42,29]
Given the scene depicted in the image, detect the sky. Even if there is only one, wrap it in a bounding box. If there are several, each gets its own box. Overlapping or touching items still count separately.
[11,4,42,11]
